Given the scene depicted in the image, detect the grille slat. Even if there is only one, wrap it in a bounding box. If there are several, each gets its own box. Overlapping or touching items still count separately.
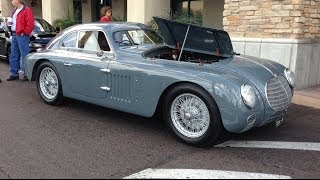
[266,76,292,111]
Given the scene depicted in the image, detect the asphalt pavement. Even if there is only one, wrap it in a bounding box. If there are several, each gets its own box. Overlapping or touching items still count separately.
[0,61,319,179]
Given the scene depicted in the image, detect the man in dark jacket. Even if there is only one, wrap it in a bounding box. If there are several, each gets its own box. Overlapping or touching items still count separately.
[7,0,34,81]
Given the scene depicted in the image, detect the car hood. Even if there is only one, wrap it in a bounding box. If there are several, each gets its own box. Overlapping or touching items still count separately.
[213,55,286,88]
[153,17,234,58]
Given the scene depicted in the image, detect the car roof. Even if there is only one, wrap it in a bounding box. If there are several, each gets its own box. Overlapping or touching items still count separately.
[67,22,152,33]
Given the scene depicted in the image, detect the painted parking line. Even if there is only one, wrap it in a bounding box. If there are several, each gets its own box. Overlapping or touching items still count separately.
[215,140,320,152]
[124,168,292,179]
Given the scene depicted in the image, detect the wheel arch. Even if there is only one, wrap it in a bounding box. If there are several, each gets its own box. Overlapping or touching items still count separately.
[31,59,50,81]
[154,81,222,120]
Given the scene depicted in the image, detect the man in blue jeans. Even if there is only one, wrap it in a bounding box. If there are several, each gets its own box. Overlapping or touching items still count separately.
[7,0,34,81]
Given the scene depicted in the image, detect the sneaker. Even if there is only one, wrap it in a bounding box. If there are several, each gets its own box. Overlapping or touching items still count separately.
[7,75,19,81]
[21,76,28,82]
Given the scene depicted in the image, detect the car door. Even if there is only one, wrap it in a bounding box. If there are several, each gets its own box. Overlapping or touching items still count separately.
[0,18,6,57]
[63,30,112,99]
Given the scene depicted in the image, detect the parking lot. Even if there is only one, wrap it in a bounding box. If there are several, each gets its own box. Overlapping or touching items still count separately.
[0,61,319,179]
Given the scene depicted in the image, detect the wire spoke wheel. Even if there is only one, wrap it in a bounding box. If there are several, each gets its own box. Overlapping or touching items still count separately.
[39,67,58,100]
[170,93,210,139]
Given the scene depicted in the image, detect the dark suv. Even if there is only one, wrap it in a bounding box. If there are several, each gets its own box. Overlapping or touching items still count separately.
[0,16,58,62]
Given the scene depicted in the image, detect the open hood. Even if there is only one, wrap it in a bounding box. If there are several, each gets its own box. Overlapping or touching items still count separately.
[153,17,234,57]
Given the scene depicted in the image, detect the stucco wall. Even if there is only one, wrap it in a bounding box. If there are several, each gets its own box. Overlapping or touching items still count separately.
[0,0,42,18]
[0,0,12,17]
[42,0,73,25]
[82,0,92,23]
[127,0,170,24]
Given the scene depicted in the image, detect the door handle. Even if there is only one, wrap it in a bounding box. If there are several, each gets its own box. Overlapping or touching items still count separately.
[100,69,111,73]
[100,87,111,91]
[64,63,72,67]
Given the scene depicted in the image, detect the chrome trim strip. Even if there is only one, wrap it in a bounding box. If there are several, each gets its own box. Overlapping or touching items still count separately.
[239,56,273,75]
[100,69,111,73]
[64,63,72,67]
[100,87,111,91]
[278,76,290,106]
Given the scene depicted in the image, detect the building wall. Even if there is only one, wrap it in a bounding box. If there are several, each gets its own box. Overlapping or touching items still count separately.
[82,0,92,23]
[224,0,320,39]
[203,0,224,29]
[42,0,73,25]
[0,0,42,17]
[112,0,126,21]
[232,38,320,90]
[0,0,12,17]
[127,0,170,24]
[224,0,320,89]
[26,0,42,18]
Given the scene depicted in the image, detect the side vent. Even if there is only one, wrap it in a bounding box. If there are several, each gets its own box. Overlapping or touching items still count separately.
[107,73,132,103]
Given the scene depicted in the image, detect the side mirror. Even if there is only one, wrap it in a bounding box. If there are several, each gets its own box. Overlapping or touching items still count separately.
[96,49,104,57]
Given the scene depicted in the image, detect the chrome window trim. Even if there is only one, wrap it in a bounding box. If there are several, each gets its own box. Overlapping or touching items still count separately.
[57,29,114,54]
[58,31,79,49]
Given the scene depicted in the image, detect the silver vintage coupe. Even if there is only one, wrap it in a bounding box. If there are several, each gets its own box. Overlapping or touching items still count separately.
[25,17,295,147]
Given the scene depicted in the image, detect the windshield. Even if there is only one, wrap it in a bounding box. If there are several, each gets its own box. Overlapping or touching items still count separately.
[113,29,163,47]
[33,19,55,33]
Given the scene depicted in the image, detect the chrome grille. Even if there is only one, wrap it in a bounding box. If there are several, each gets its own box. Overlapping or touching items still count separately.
[266,76,292,111]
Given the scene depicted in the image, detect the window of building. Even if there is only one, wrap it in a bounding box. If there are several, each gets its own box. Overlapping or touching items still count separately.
[73,0,83,23]
[170,0,203,25]
[94,0,112,22]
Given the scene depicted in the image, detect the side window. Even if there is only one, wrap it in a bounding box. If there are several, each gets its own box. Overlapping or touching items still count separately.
[60,32,77,48]
[78,31,110,51]
[113,31,131,46]
[98,31,110,51]
[78,31,99,51]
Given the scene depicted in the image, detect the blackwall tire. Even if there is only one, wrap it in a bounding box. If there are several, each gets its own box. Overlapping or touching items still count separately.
[36,62,63,105]
[163,83,224,147]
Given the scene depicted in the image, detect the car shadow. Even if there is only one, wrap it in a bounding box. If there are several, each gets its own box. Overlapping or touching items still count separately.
[63,98,167,131]
[63,98,320,146]
[228,103,320,143]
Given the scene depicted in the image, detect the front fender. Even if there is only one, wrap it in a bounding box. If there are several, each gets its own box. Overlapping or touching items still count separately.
[196,71,265,133]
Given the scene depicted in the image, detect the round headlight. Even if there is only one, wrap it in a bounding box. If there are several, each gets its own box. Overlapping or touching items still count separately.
[284,69,295,88]
[241,84,257,110]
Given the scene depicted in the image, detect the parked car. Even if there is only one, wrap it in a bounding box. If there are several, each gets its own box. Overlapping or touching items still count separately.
[0,16,58,62]
[24,17,295,147]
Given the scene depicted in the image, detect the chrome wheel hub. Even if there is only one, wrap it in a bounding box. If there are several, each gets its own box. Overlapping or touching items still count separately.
[39,67,58,100]
[170,93,210,138]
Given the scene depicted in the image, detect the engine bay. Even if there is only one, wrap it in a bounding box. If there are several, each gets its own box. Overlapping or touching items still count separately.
[143,45,226,64]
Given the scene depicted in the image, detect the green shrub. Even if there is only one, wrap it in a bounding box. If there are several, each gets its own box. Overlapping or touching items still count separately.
[53,8,77,30]
[112,15,127,22]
